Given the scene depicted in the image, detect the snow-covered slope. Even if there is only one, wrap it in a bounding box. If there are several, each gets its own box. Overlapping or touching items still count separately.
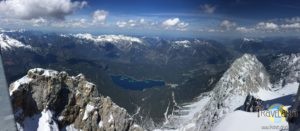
[158,53,300,131]
[0,33,32,50]
[214,82,299,131]
[161,54,272,130]
[214,110,286,131]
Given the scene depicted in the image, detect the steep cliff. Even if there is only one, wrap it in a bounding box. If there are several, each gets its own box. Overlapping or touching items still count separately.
[9,68,143,131]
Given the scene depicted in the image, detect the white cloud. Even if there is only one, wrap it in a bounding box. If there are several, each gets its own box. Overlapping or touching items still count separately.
[128,19,137,27]
[281,23,300,29]
[220,20,236,30]
[116,18,148,28]
[51,19,88,28]
[92,10,109,24]
[236,27,255,33]
[256,22,279,30]
[285,17,300,23]
[177,22,189,28]
[31,17,47,27]
[162,18,189,31]
[200,4,216,14]
[162,18,180,27]
[114,18,188,31]
[206,29,223,33]
[0,0,87,20]
[116,21,127,28]
[235,22,279,33]
[177,22,189,31]
[140,18,145,23]
[70,19,88,28]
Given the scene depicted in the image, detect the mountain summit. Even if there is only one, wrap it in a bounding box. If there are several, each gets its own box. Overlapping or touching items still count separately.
[163,54,272,130]
[9,68,143,131]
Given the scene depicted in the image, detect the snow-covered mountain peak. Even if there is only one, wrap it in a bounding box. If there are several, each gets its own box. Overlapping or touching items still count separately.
[219,53,271,93]
[72,33,93,40]
[242,37,261,43]
[71,33,145,51]
[173,40,191,48]
[0,29,26,33]
[172,39,211,48]
[73,33,143,44]
[0,33,32,50]
[243,37,254,42]
[161,54,272,131]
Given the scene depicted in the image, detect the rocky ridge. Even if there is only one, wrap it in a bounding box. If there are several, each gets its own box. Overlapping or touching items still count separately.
[270,53,300,87]
[161,54,272,130]
[0,33,32,51]
[9,68,143,131]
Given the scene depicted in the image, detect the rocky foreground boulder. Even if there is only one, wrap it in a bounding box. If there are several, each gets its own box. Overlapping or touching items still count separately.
[9,68,143,131]
[243,94,263,112]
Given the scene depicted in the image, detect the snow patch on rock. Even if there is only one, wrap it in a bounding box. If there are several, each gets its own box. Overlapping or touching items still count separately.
[19,110,59,131]
[37,110,59,131]
[9,76,32,95]
[82,104,95,120]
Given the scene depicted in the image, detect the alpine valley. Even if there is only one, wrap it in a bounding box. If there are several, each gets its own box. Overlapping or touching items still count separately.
[2,29,300,131]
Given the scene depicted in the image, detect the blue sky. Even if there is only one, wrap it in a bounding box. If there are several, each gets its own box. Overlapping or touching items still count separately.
[1,0,300,37]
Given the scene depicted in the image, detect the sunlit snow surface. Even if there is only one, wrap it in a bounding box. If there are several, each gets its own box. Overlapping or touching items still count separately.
[157,54,299,131]
[0,33,32,50]
[214,111,287,131]
[213,82,299,131]
[156,82,298,131]
[19,110,59,131]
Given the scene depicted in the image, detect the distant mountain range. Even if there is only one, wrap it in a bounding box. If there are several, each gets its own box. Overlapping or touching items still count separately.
[160,54,300,131]
[2,30,300,130]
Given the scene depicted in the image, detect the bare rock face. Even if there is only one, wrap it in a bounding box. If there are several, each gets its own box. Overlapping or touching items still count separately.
[288,84,300,131]
[9,68,143,131]
[270,53,300,87]
[243,94,263,112]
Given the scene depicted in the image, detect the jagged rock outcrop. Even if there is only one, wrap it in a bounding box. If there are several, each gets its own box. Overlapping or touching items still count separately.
[243,94,263,112]
[163,54,272,131]
[9,68,143,131]
[270,53,300,87]
[288,84,300,131]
